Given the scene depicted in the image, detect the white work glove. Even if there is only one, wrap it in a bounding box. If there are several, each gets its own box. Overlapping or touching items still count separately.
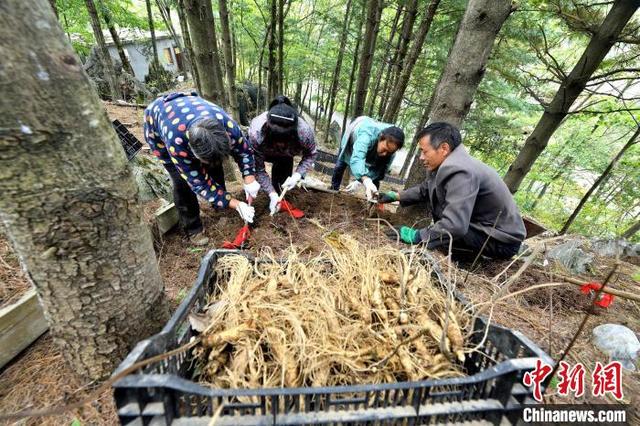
[269,192,280,216]
[235,202,255,223]
[344,180,363,192]
[281,172,302,191]
[243,180,260,201]
[362,177,378,201]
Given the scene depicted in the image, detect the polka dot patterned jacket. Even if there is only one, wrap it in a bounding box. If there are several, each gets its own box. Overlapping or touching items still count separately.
[143,92,255,209]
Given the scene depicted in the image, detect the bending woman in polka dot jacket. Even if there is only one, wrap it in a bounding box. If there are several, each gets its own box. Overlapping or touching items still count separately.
[144,92,259,245]
[248,96,317,218]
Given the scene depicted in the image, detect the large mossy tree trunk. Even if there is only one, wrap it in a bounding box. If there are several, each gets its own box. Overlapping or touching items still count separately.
[404,0,512,189]
[352,0,383,117]
[84,0,121,101]
[503,0,640,193]
[383,0,441,123]
[0,0,167,380]
[183,0,226,104]
[218,0,240,120]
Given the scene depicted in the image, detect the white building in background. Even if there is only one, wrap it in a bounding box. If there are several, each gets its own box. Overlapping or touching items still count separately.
[103,28,186,81]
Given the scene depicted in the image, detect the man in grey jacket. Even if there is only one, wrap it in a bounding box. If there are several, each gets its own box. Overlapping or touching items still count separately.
[378,122,526,260]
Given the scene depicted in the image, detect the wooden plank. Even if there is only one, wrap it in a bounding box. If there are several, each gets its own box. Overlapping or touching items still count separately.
[0,288,48,368]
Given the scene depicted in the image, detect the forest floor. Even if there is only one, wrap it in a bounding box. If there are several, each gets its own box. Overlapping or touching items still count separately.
[0,104,638,425]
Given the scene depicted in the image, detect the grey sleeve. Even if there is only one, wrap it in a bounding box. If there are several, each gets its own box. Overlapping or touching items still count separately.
[399,179,430,206]
[421,169,479,241]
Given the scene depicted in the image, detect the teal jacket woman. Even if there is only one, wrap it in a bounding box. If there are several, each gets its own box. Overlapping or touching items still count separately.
[331,116,404,200]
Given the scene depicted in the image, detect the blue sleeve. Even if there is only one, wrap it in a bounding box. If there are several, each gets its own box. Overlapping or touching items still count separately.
[225,118,256,177]
[349,127,373,180]
[144,106,171,164]
[168,148,232,209]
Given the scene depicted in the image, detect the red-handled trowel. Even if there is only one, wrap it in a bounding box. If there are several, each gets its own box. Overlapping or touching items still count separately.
[221,196,253,249]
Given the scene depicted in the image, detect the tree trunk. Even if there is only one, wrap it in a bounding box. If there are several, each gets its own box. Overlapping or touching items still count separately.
[156,0,193,78]
[377,0,417,118]
[49,0,59,19]
[559,126,640,235]
[84,0,121,101]
[277,0,285,94]
[352,0,383,117]
[0,0,167,380]
[342,8,365,136]
[503,0,639,193]
[323,0,353,144]
[99,0,134,75]
[622,220,640,239]
[294,80,303,106]
[218,0,240,120]
[384,0,418,109]
[184,0,226,104]
[383,0,441,123]
[177,0,200,89]
[399,103,431,177]
[145,0,161,71]
[267,0,278,100]
[366,1,402,117]
[404,0,512,189]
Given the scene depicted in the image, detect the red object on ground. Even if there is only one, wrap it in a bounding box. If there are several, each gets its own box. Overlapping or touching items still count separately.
[580,282,614,308]
[221,224,251,249]
[279,200,305,219]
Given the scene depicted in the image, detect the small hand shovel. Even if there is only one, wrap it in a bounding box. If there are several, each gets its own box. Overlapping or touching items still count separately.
[221,196,253,249]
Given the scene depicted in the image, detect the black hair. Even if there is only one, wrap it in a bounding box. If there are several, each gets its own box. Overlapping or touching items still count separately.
[380,126,405,149]
[268,95,293,109]
[264,96,299,145]
[416,122,462,150]
[188,117,230,161]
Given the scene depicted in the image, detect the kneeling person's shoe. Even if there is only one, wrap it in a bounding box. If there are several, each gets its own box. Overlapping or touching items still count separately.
[188,233,209,246]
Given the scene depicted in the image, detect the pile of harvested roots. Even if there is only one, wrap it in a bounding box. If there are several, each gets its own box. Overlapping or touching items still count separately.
[191,234,470,389]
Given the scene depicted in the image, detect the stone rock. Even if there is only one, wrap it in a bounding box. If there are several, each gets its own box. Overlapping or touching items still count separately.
[131,155,173,202]
[591,239,640,259]
[547,239,593,274]
[592,324,640,371]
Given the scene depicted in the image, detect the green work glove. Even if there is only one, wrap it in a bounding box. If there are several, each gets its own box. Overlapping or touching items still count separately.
[399,226,421,244]
[378,191,399,204]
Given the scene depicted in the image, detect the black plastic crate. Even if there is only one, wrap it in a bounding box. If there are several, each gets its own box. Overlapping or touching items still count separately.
[112,119,143,161]
[112,249,553,425]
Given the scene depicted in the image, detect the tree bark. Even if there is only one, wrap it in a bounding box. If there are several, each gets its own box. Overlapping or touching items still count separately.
[49,0,59,19]
[177,0,200,89]
[156,0,194,78]
[145,0,161,71]
[559,126,640,235]
[342,6,366,135]
[99,0,134,75]
[0,0,167,380]
[622,220,640,239]
[366,1,402,117]
[352,0,383,117]
[404,0,512,189]
[323,0,353,144]
[84,0,121,101]
[183,0,226,104]
[218,0,240,120]
[383,0,441,122]
[277,0,285,95]
[384,0,418,106]
[503,0,640,193]
[267,0,278,100]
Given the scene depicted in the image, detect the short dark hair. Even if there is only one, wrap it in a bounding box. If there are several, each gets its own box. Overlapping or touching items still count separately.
[188,117,230,162]
[416,122,462,150]
[380,126,405,149]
